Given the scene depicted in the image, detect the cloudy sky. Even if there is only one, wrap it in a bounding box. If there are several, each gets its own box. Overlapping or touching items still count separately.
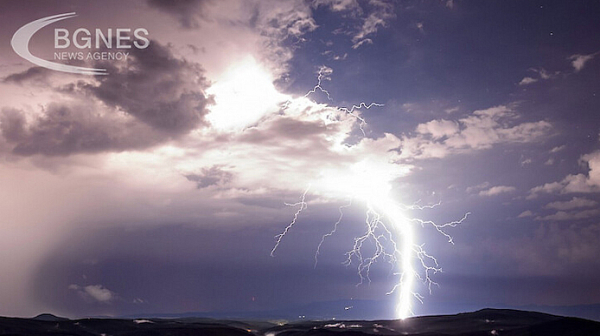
[1,0,600,319]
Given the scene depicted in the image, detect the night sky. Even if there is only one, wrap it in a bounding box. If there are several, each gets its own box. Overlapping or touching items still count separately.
[1,0,600,320]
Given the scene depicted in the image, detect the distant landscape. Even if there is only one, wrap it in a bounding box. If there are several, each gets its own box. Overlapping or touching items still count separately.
[1,309,599,336]
[118,300,600,323]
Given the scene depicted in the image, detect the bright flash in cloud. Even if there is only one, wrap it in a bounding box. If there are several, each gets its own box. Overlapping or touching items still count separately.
[206,56,288,131]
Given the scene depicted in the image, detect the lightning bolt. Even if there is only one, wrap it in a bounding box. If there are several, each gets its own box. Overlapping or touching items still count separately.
[300,66,382,135]
[315,200,352,268]
[304,65,334,101]
[270,186,310,257]
[271,66,469,320]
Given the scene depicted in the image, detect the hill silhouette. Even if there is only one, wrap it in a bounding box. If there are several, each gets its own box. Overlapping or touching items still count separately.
[0,309,598,336]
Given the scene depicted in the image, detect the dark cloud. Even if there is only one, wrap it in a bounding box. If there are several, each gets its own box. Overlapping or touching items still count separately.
[147,0,211,29]
[88,41,210,134]
[3,66,50,84]
[0,104,163,156]
[184,165,233,189]
[0,41,211,157]
[238,117,331,145]
[0,108,27,142]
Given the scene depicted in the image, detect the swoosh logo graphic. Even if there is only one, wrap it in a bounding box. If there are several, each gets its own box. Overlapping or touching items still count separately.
[11,13,108,75]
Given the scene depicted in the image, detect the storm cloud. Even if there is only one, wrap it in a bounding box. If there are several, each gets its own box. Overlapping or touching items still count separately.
[0,41,210,156]
[88,41,210,134]
[147,0,211,29]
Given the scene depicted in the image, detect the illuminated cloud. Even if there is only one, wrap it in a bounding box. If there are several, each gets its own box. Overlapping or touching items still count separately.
[517,210,534,218]
[251,0,317,40]
[69,284,117,303]
[519,156,532,167]
[314,0,360,12]
[205,56,287,131]
[533,68,553,80]
[314,0,395,49]
[529,150,600,197]
[351,1,395,49]
[535,209,600,221]
[568,52,598,72]
[180,96,408,199]
[415,119,459,140]
[400,105,551,160]
[518,68,557,86]
[518,77,537,86]
[479,185,516,197]
[466,181,490,194]
[545,197,598,210]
